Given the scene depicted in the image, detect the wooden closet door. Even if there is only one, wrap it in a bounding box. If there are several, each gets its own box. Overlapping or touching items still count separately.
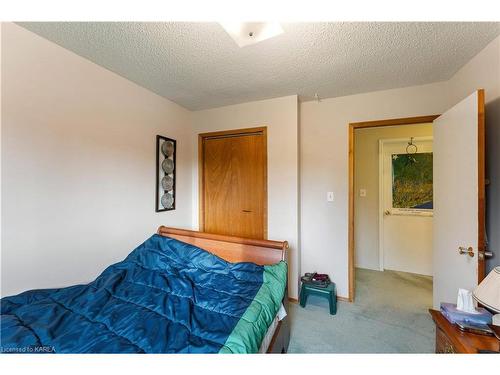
[201,128,267,239]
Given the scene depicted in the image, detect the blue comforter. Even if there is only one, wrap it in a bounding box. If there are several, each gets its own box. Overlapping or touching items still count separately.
[0,234,287,353]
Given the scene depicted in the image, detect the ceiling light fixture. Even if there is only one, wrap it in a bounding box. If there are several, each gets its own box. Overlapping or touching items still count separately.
[220,22,284,47]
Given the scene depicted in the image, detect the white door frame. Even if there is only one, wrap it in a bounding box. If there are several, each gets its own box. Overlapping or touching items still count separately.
[378,136,434,271]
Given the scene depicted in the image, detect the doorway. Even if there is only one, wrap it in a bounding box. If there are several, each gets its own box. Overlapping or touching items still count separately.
[198,127,267,239]
[349,91,487,306]
[348,115,439,301]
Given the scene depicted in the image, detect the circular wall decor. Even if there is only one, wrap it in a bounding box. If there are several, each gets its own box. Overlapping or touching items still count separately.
[161,175,174,191]
[156,135,176,212]
[161,140,175,157]
[162,158,174,174]
[164,141,174,157]
[161,193,174,209]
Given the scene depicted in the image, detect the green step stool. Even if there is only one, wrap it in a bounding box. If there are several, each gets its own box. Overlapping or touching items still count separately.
[299,282,337,315]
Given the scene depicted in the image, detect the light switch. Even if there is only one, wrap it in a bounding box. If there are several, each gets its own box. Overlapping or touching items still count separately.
[327,192,334,202]
[359,189,367,197]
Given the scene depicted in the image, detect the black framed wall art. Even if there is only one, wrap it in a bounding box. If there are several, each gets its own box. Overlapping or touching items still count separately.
[156,135,176,212]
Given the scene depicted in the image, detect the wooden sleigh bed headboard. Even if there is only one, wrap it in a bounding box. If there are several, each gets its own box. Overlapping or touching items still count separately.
[157,226,288,265]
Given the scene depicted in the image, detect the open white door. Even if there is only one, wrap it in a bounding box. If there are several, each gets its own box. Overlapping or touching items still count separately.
[381,138,433,276]
[433,90,486,308]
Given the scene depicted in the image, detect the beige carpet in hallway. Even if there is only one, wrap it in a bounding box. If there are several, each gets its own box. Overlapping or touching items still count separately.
[288,268,434,353]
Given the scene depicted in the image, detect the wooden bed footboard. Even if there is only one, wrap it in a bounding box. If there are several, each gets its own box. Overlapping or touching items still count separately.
[157,226,290,353]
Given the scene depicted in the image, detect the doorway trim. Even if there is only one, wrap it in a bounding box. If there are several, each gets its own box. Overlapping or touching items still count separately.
[198,126,268,238]
[348,115,439,302]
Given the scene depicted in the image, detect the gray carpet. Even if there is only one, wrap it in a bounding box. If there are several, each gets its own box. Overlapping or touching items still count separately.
[288,268,435,353]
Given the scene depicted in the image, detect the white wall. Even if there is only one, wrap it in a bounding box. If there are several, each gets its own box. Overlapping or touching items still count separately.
[0,24,3,268]
[354,124,433,271]
[2,23,498,303]
[1,23,193,297]
[190,96,300,298]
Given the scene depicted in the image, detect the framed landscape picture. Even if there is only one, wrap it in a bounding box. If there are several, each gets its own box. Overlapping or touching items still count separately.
[155,135,176,212]
[391,152,433,211]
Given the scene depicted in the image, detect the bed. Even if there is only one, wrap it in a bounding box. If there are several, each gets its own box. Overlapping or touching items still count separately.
[0,226,290,354]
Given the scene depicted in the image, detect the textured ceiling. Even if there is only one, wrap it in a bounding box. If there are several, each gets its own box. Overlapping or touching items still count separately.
[18,22,500,110]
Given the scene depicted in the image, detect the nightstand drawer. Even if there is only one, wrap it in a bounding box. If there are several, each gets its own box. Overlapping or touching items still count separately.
[436,326,456,353]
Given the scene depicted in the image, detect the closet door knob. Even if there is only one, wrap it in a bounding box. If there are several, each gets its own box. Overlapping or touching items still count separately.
[242,210,252,213]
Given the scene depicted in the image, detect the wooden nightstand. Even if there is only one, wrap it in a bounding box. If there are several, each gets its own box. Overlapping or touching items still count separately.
[429,309,499,353]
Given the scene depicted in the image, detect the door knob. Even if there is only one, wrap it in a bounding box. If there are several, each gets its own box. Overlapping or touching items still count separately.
[242,210,252,213]
[458,246,474,257]
[478,250,493,260]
